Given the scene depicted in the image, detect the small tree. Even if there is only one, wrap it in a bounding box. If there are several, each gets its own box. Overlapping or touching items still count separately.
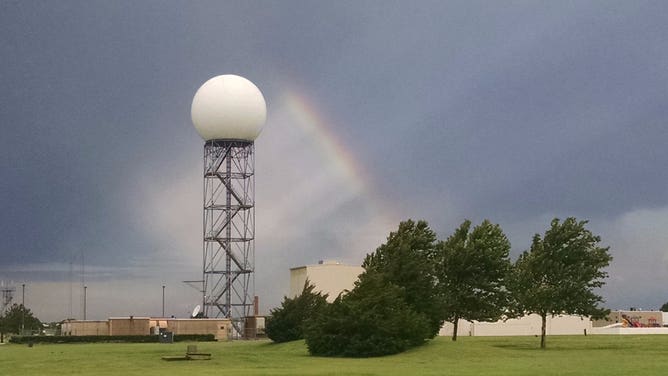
[509,217,612,348]
[0,312,5,342]
[265,280,328,343]
[0,304,42,340]
[304,271,430,357]
[362,219,442,337]
[437,219,512,341]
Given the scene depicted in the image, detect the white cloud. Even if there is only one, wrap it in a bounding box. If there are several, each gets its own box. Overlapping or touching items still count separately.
[592,206,668,310]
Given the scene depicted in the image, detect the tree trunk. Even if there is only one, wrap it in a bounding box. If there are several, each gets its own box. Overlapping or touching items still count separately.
[452,315,459,341]
[540,313,547,349]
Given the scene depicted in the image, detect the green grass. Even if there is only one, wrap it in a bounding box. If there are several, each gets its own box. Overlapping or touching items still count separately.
[2,335,668,375]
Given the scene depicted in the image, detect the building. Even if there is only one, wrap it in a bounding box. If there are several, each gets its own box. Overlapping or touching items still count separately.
[61,320,109,336]
[439,314,592,337]
[589,310,668,334]
[290,260,363,302]
[440,311,668,337]
[593,310,664,328]
[61,317,233,341]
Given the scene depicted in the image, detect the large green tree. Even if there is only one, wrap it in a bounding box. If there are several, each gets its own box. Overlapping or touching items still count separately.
[265,280,328,343]
[304,271,430,357]
[660,302,668,312]
[437,219,512,341]
[362,219,442,337]
[509,217,612,348]
[0,303,42,341]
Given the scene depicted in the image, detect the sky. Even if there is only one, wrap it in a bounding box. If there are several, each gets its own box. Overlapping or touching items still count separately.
[1,1,668,322]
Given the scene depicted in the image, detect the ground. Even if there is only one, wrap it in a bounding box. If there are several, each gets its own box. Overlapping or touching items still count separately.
[1,335,667,375]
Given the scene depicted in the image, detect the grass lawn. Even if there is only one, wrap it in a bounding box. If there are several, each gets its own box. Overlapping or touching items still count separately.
[2,335,668,375]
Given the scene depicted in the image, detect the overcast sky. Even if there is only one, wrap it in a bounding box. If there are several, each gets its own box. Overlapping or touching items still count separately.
[2,1,668,321]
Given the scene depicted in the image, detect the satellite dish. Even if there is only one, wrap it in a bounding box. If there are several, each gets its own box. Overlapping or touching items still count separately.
[191,305,201,318]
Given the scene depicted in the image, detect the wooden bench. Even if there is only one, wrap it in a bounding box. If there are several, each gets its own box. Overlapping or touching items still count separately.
[161,345,211,361]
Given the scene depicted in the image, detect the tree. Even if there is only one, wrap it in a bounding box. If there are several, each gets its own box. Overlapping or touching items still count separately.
[362,219,442,337]
[437,219,512,341]
[0,304,42,341]
[265,280,328,343]
[304,271,431,357]
[660,302,668,312]
[509,217,612,348]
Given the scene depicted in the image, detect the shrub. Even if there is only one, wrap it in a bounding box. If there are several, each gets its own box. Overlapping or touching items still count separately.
[8,334,215,344]
[304,271,430,357]
[266,280,328,343]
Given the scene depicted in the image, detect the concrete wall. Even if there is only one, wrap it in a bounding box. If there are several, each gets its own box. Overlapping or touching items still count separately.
[109,317,151,336]
[290,261,363,302]
[439,314,592,337]
[290,267,308,297]
[440,320,474,337]
[62,320,109,336]
[165,318,231,341]
[591,327,668,335]
[244,316,266,338]
[149,319,168,333]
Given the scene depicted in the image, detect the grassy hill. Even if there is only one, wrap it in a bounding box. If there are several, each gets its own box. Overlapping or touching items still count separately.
[1,335,667,375]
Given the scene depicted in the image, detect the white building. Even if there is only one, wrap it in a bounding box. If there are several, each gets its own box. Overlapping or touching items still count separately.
[289,260,364,302]
[439,314,592,337]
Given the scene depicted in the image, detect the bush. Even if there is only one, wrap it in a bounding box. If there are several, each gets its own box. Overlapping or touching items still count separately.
[266,280,328,343]
[174,334,215,342]
[304,272,431,357]
[8,334,215,344]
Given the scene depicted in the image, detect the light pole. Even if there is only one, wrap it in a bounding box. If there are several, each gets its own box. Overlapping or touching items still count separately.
[21,284,25,335]
[162,285,165,317]
[83,286,87,320]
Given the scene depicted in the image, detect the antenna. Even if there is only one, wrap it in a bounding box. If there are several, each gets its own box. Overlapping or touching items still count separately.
[81,249,85,319]
[1,282,16,314]
[69,256,73,318]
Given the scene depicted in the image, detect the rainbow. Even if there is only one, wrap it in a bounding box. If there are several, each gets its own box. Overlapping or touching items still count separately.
[279,89,397,224]
[259,87,409,261]
[282,91,365,195]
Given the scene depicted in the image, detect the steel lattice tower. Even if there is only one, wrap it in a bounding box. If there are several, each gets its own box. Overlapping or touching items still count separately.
[1,284,15,314]
[190,74,266,338]
[202,140,255,332]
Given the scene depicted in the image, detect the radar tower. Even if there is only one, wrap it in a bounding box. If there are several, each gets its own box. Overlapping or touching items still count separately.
[190,75,266,337]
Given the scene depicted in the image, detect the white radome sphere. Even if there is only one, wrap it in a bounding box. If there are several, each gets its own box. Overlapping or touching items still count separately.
[191,75,267,141]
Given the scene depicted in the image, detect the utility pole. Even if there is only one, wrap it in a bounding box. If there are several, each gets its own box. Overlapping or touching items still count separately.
[162,285,165,317]
[21,284,25,335]
[83,286,87,320]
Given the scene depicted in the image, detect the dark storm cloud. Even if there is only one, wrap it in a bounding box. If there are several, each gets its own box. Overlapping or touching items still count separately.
[332,1,668,221]
[2,1,668,319]
[0,1,246,271]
